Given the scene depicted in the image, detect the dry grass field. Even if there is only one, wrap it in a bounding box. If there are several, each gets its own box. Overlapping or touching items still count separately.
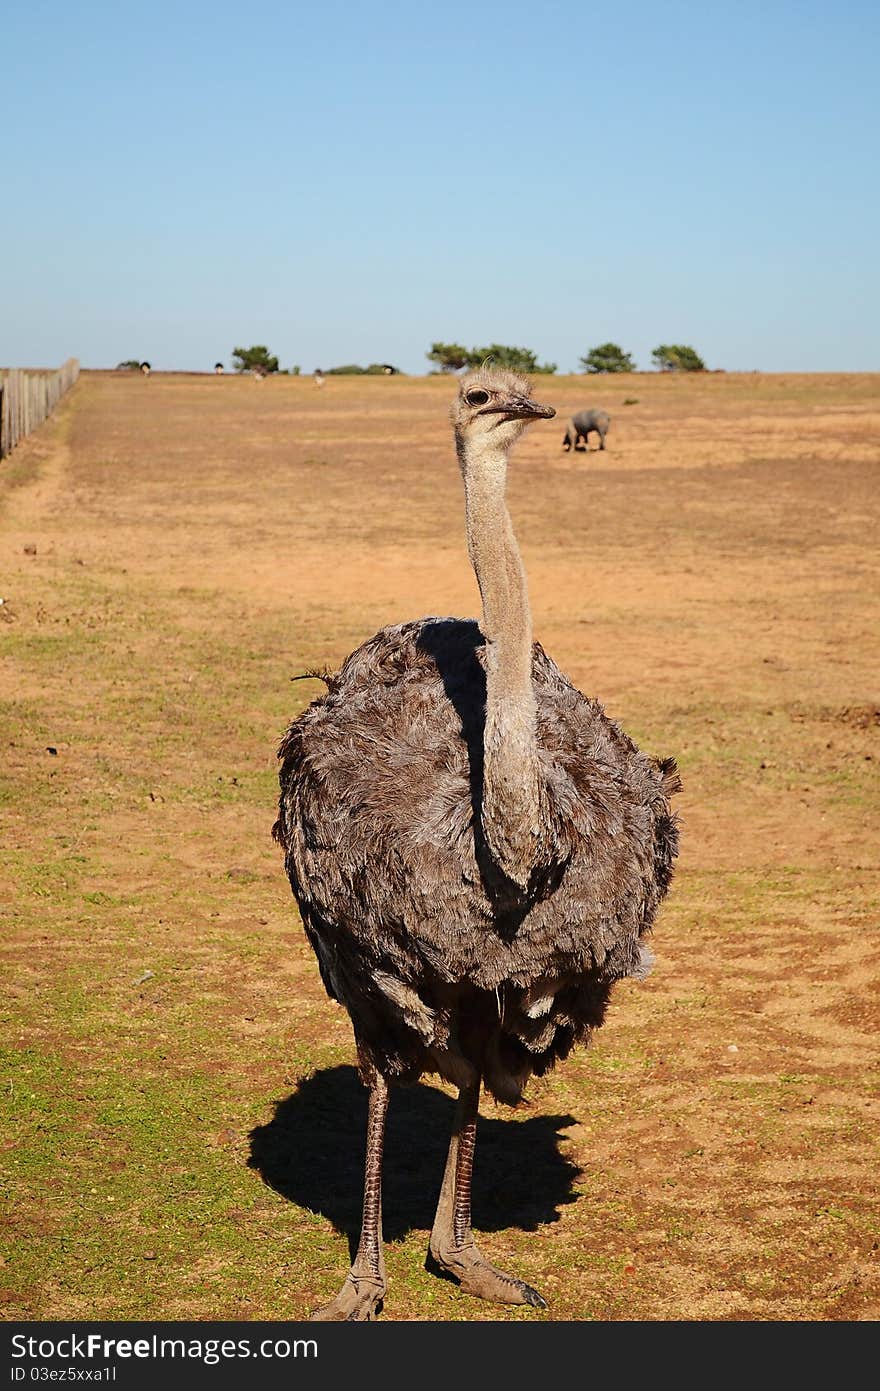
[1,367,878,1322]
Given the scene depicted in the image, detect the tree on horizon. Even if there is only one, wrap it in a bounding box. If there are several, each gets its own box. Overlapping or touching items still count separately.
[426,342,556,374]
[579,342,636,373]
[651,344,706,372]
[426,343,471,372]
[232,345,280,375]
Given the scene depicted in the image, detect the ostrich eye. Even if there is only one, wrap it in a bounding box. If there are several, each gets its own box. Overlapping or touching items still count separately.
[465,389,490,407]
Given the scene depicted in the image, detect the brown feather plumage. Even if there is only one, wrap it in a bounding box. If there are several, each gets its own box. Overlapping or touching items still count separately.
[275,616,679,1104]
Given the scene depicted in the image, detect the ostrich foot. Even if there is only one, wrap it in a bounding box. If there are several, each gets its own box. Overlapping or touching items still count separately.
[428,1238,546,1309]
[310,1271,385,1322]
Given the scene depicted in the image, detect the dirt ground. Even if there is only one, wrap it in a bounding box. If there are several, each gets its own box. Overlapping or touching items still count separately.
[1,368,878,1322]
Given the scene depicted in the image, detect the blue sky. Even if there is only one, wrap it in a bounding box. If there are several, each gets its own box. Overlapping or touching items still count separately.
[2,0,877,374]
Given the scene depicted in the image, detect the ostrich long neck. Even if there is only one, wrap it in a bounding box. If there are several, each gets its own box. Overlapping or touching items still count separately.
[458,431,545,890]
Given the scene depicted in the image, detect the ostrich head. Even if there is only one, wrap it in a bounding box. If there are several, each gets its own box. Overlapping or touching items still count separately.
[451,368,555,455]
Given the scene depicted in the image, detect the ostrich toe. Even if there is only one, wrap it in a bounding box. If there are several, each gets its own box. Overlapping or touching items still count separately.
[310,1271,385,1322]
[428,1238,547,1309]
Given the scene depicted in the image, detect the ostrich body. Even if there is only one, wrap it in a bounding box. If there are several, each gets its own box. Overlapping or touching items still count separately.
[274,368,680,1320]
[562,407,610,452]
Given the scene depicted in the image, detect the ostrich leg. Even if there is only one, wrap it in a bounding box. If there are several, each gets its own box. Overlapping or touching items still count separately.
[428,1080,546,1309]
[311,1075,389,1321]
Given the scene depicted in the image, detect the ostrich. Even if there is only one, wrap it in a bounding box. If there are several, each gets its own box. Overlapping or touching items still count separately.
[273,367,680,1321]
[562,408,610,452]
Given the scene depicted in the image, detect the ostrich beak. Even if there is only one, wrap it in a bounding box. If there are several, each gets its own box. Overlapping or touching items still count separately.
[480,394,556,421]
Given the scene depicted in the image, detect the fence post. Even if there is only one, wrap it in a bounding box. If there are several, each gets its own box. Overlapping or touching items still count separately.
[0,357,80,460]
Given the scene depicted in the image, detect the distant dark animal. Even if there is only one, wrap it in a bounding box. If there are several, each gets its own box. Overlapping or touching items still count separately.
[273,367,679,1320]
[562,408,610,451]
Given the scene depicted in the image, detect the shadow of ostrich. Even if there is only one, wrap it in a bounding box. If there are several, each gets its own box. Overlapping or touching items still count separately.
[248,1065,580,1263]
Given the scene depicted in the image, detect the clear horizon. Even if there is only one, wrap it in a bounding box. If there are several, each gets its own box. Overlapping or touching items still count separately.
[2,0,878,376]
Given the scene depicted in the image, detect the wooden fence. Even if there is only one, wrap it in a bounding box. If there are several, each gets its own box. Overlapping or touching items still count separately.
[0,358,80,459]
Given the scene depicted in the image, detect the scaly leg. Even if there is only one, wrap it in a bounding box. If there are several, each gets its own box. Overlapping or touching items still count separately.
[428,1080,546,1309]
[311,1074,389,1321]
